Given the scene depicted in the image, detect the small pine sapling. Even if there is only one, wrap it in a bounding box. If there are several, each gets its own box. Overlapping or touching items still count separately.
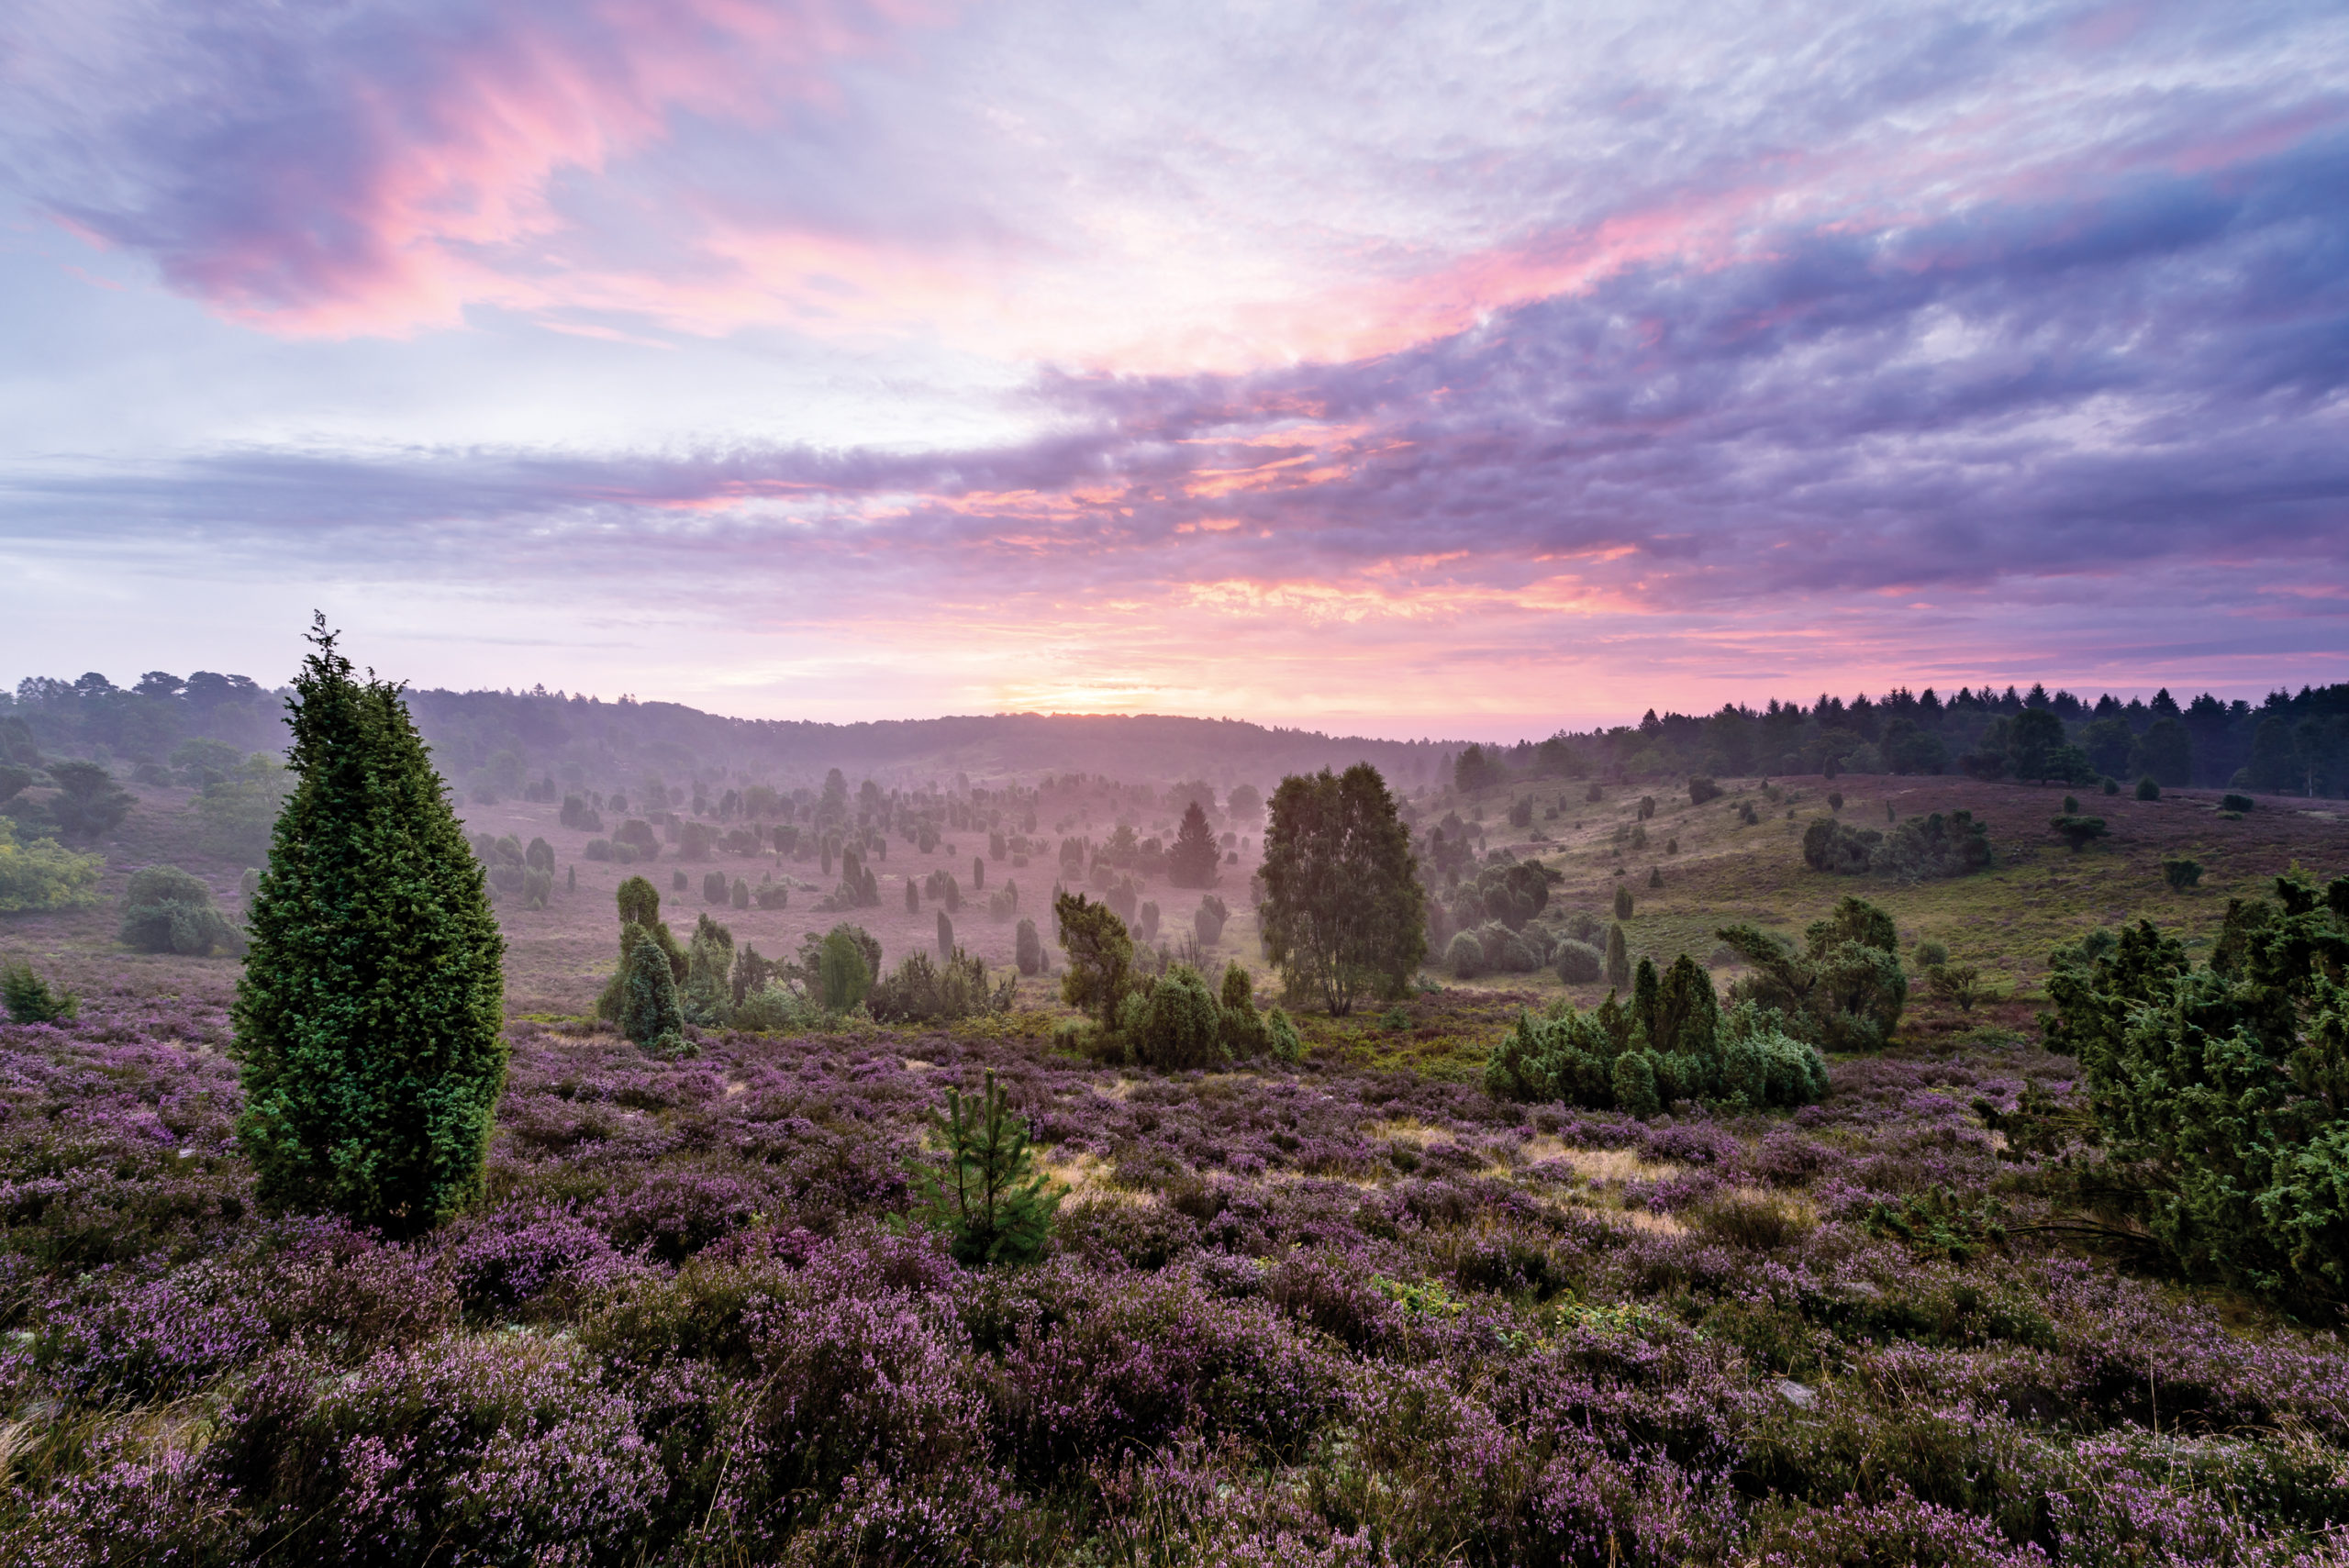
[2,962,77,1023]
[906,1068,1061,1267]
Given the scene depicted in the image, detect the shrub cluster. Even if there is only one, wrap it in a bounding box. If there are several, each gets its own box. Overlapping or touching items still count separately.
[1715,895,1908,1051]
[117,864,244,957]
[2044,873,2349,1309]
[1803,808,1994,882]
[1485,954,1827,1115]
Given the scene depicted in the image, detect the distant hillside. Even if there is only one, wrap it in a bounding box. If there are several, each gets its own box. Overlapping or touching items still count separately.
[1,673,1465,798]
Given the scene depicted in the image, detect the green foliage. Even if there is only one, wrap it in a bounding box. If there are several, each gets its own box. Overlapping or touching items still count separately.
[2136,774,2161,802]
[596,877,685,1021]
[1484,965,1826,1114]
[1807,810,1993,882]
[1054,891,1133,1026]
[1446,930,1484,979]
[1015,917,1043,975]
[1913,939,1950,968]
[2131,717,2193,787]
[2222,792,2256,813]
[1264,1006,1302,1062]
[2163,858,2204,891]
[195,753,291,865]
[233,620,507,1240]
[117,863,244,956]
[1717,895,1907,1051]
[39,759,135,842]
[1130,963,1228,1071]
[1925,964,1984,1008]
[905,1069,1061,1267]
[1258,763,1426,1016]
[2050,814,2110,852]
[681,913,734,1028]
[1688,776,1722,806]
[1,962,76,1024]
[1553,938,1601,984]
[868,947,1016,1025]
[1603,922,1631,989]
[1194,893,1230,946]
[2045,874,2349,1308]
[1612,883,1633,921]
[1218,962,1270,1057]
[0,817,104,912]
[618,922,688,1054]
[523,836,555,873]
[1167,800,1221,887]
[818,925,874,1012]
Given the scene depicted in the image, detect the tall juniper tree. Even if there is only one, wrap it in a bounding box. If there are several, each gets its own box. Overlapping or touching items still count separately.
[233,619,507,1238]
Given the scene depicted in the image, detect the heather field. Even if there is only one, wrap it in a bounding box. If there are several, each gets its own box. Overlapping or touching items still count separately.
[2,774,2348,1564]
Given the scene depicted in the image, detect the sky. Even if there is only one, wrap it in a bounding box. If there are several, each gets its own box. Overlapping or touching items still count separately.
[2,0,2345,740]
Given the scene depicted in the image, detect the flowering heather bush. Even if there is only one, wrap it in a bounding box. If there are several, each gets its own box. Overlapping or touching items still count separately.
[2,982,2348,1562]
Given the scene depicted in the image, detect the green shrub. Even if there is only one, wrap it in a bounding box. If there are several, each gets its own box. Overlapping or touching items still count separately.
[1913,939,1950,969]
[680,913,734,1028]
[584,838,613,861]
[1604,922,1631,990]
[524,837,554,873]
[2045,876,2349,1307]
[1218,962,1269,1057]
[1925,963,1983,1008]
[1484,961,1825,1115]
[117,864,243,956]
[1647,865,1662,889]
[41,759,135,842]
[2,962,76,1023]
[733,980,819,1032]
[1717,895,1907,1051]
[868,948,1015,1025]
[2162,858,2204,891]
[1807,810,1992,883]
[1553,939,1602,984]
[818,925,875,1012]
[0,817,104,913]
[1130,964,1227,1071]
[618,922,687,1054]
[2135,775,2161,802]
[1265,1006,1302,1063]
[2050,814,2109,852]
[2101,775,2121,795]
[1688,776,1722,806]
[2221,793,2255,813]
[195,755,290,865]
[1015,917,1043,975]
[905,1069,1060,1267]
[1612,883,1633,921]
[1054,893,1132,1027]
[1446,930,1485,979]
[233,622,507,1239]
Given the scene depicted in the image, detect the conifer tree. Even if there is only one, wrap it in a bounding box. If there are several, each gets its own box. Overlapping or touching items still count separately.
[906,1068,1061,1266]
[1167,800,1221,887]
[233,619,506,1238]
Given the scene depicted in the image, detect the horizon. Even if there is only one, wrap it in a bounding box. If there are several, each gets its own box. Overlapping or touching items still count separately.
[8,660,2333,754]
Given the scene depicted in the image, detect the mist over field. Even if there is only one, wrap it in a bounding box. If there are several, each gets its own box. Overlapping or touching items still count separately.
[4,0,2349,1562]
